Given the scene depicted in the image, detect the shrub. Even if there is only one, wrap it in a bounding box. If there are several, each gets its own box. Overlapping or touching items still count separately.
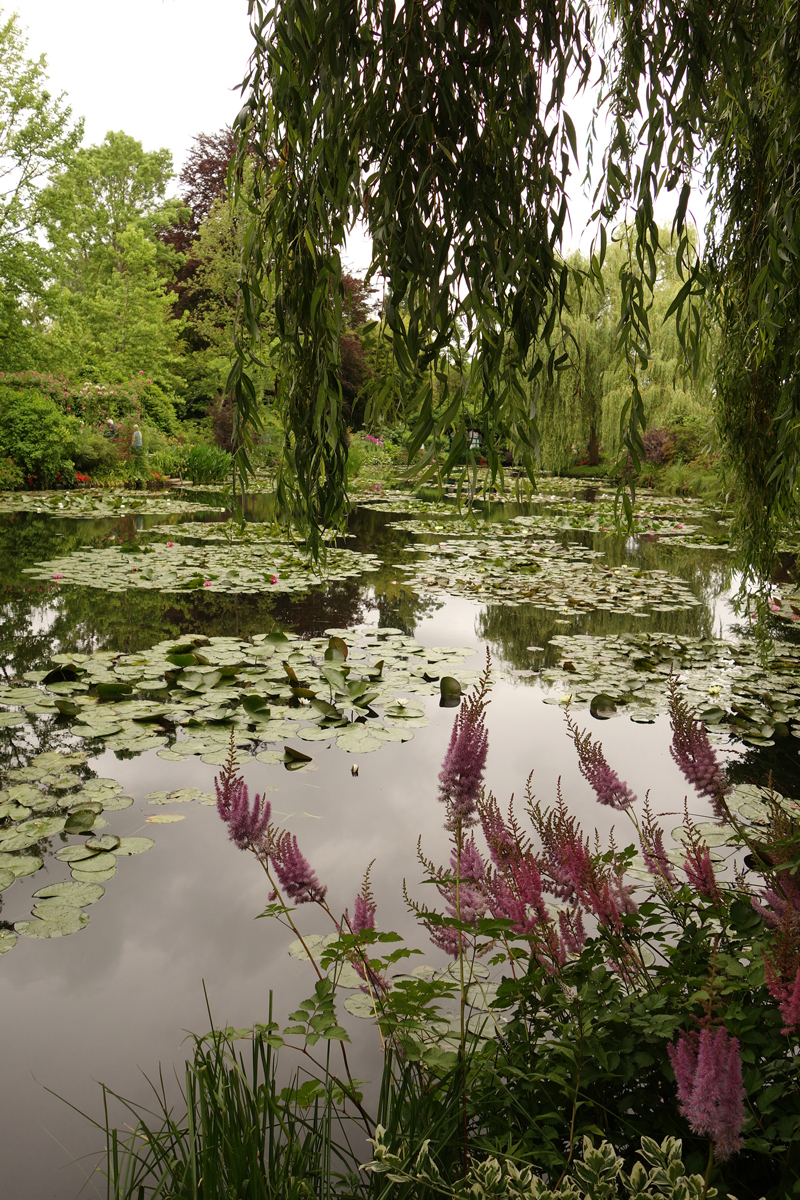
[0,457,24,489]
[72,428,123,477]
[0,386,75,486]
[642,427,675,464]
[186,442,231,484]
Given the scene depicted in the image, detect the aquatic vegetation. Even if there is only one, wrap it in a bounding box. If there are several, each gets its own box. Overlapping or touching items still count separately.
[538,630,800,750]
[0,748,153,951]
[0,487,224,518]
[0,629,480,775]
[399,533,702,615]
[22,534,382,594]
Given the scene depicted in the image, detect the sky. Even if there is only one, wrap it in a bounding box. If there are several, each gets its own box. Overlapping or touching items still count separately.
[9,0,705,273]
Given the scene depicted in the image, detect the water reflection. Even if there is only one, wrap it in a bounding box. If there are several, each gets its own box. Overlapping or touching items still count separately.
[0,489,793,1198]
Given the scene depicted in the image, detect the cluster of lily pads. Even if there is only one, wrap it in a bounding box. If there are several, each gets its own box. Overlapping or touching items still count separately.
[1,628,480,768]
[397,535,703,615]
[22,534,382,595]
[0,749,153,953]
[535,630,800,748]
[0,488,224,519]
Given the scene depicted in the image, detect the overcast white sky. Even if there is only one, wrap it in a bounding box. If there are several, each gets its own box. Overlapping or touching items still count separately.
[10,0,705,271]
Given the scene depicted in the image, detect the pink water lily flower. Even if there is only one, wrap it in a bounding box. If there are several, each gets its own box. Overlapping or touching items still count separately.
[203,580,212,587]
[53,574,62,580]
[167,541,174,547]
[270,575,278,584]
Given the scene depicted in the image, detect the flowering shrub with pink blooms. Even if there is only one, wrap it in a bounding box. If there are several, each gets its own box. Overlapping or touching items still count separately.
[213,666,800,1199]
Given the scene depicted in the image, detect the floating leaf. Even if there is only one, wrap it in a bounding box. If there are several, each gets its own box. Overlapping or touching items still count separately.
[33,881,105,905]
[0,930,17,953]
[114,837,155,855]
[0,868,15,890]
[146,815,186,823]
[590,694,618,720]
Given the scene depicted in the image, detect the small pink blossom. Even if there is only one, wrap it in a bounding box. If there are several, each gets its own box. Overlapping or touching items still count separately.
[270,575,278,584]
[53,574,62,580]
[203,580,212,587]
[167,541,174,547]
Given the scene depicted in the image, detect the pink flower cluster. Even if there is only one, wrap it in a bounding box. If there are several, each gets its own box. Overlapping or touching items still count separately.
[765,961,800,1034]
[668,679,729,812]
[668,1027,746,1160]
[567,716,635,810]
[438,658,491,831]
[215,745,325,905]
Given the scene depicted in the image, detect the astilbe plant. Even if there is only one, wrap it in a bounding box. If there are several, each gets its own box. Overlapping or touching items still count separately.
[214,666,800,1197]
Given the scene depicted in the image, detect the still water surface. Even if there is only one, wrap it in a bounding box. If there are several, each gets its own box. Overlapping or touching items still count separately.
[0,492,795,1198]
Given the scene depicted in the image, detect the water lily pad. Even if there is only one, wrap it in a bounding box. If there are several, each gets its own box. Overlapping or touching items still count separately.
[85,834,121,851]
[55,847,97,865]
[146,815,186,823]
[114,837,154,855]
[71,865,117,883]
[16,910,89,937]
[0,853,43,877]
[33,880,105,905]
[335,731,382,753]
[100,794,134,810]
[0,930,18,953]
[590,694,618,720]
[343,992,376,1018]
[72,851,117,872]
[0,868,15,890]
[0,711,25,727]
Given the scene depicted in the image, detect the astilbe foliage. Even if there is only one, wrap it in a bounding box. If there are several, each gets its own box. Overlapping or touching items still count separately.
[667,1027,746,1162]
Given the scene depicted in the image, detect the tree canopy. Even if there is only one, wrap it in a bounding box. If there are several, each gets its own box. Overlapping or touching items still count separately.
[231,0,800,582]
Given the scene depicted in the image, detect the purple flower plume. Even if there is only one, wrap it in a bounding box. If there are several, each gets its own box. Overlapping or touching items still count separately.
[641,798,677,886]
[347,863,377,933]
[683,840,719,899]
[567,716,636,810]
[215,741,271,851]
[271,832,327,905]
[438,655,491,831]
[668,1027,746,1161]
[668,679,729,813]
[765,960,800,1035]
[428,837,489,958]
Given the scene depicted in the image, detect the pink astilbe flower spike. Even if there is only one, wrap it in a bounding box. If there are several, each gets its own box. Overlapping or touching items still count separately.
[764,960,800,1034]
[668,1027,746,1161]
[215,736,271,851]
[566,715,636,810]
[641,796,677,887]
[346,861,377,933]
[423,836,489,958]
[684,841,719,899]
[438,653,492,831]
[668,678,729,814]
[270,831,327,904]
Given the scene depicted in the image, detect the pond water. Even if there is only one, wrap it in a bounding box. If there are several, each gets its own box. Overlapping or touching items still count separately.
[1,482,798,1199]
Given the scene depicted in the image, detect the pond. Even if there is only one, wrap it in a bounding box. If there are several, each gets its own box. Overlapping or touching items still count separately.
[1,479,798,1198]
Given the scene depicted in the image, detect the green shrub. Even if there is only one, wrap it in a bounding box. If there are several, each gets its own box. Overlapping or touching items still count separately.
[0,386,75,485]
[72,428,122,476]
[186,442,231,484]
[0,457,24,489]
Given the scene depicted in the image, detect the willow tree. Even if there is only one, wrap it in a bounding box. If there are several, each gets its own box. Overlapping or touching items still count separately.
[232,0,800,583]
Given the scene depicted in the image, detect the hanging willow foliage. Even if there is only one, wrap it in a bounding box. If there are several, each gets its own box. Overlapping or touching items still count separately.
[600,0,800,592]
[229,0,597,554]
[231,0,800,584]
